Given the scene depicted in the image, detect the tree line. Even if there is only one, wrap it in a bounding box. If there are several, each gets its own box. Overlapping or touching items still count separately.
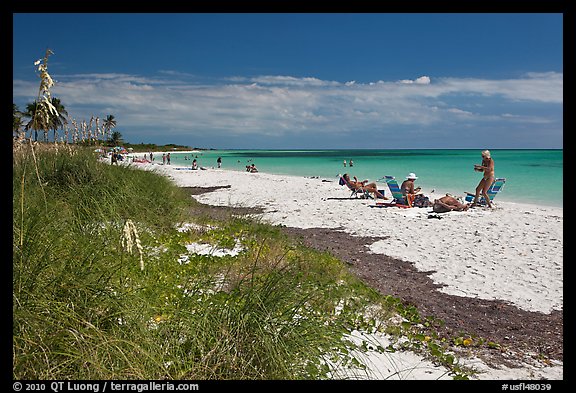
[13,102,122,146]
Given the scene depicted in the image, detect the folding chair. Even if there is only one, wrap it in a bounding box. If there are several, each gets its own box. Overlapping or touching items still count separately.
[338,174,373,199]
[381,175,412,207]
[465,178,506,206]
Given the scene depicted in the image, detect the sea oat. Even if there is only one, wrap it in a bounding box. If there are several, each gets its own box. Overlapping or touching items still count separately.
[121,219,145,271]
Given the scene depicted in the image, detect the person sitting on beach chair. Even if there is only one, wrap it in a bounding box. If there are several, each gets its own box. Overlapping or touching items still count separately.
[339,174,371,199]
[399,173,432,207]
[433,195,470,213]
[400,173,422,199]
[343,173,387,199]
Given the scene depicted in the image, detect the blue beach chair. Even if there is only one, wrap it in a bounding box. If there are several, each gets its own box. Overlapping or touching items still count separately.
[465,178,506,205]
[373,175,412,208]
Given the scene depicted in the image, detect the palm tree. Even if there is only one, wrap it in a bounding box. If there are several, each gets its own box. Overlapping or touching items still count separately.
[23,98,68,142]
[13,104,24,139]
[48,97,68,142]
[109,131,123,147]
[103,114,117,143]
[24,102,43,141]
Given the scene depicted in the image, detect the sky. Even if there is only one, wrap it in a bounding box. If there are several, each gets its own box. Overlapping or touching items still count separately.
[12,13,563,149]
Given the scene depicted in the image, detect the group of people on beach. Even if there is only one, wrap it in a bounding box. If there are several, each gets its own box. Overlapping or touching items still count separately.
[344,149,496,211]
[246,163,258,173]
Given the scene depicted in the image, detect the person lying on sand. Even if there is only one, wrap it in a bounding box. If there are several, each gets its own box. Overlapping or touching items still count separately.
[433,195,470,213]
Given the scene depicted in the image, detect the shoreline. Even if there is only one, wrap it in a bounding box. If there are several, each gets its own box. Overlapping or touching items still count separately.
[144,163,562,314]
[125,161,563,380]
[125,149,564,209]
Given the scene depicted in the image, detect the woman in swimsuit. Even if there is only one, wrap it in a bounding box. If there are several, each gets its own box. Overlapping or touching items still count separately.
[343,173,387,199]
[473,150,495,208]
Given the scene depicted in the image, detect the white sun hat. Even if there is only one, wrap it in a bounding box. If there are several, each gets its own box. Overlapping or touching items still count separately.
[406,173,418,180]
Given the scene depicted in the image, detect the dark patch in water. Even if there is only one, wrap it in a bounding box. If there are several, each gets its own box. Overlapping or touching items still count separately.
[227,150,460,159]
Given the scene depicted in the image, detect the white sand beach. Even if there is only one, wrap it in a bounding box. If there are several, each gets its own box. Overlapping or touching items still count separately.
[127,159,564,380]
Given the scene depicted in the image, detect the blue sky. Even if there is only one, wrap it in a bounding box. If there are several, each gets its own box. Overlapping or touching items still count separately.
[13,13,563,149]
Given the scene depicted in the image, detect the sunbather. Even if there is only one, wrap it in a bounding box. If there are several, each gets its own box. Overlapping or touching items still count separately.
[398,172,432,206]
[400,173,422,196]
[343,173,387,199]
[433,195,470,213]
[246,163,258,173]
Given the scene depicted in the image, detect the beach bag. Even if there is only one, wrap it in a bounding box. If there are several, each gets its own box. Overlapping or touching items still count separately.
[413,194,432,208]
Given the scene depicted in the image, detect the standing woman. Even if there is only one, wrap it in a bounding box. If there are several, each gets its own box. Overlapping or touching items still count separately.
[473,150,495,208]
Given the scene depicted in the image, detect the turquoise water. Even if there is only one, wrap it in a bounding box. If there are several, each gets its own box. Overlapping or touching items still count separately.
[163,149,563,208]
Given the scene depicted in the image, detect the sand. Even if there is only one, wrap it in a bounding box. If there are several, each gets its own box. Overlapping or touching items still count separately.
[123,158,564,380]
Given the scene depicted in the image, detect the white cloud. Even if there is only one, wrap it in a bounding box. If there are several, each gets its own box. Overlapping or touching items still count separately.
[447,108,473,116]
[247,75,340,87]
[436,72,563,103]
[399,76,431,85]
[12,71,563,143]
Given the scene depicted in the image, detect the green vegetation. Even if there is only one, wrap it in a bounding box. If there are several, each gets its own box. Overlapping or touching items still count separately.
[13,145,477,380]
[12,49,196,152]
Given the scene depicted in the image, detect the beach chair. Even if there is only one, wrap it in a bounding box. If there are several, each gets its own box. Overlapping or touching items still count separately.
[378,175,412,208]
[464,177,506,205]
[338,174,373,199]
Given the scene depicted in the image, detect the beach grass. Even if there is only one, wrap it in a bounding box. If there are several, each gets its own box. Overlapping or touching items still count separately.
[13,144,474,380]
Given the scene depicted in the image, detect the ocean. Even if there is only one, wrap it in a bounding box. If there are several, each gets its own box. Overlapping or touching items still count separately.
[158,149,563,208]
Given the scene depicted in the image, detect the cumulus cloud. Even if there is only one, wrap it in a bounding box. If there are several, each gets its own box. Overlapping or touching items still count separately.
[399,76,431,85]
[244,75,340,87]
[436,72,563,103]
[12,71,562,145]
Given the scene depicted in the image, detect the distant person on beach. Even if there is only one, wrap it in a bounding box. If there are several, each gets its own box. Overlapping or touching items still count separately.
[433,195,470,213]
[162,153,166,165]
[472,150,495,208]
[111,152,118,165]
[192,158,198,170]
[249,163,258,173]
[217,156,222,168]
[149,152,153,161]
[166,153,171,165]
[343,173,387,199]
[343,160,347,167]
[349,160,354,167]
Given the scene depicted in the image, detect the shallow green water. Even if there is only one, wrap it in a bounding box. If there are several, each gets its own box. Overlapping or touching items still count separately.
[161,149,562,207]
